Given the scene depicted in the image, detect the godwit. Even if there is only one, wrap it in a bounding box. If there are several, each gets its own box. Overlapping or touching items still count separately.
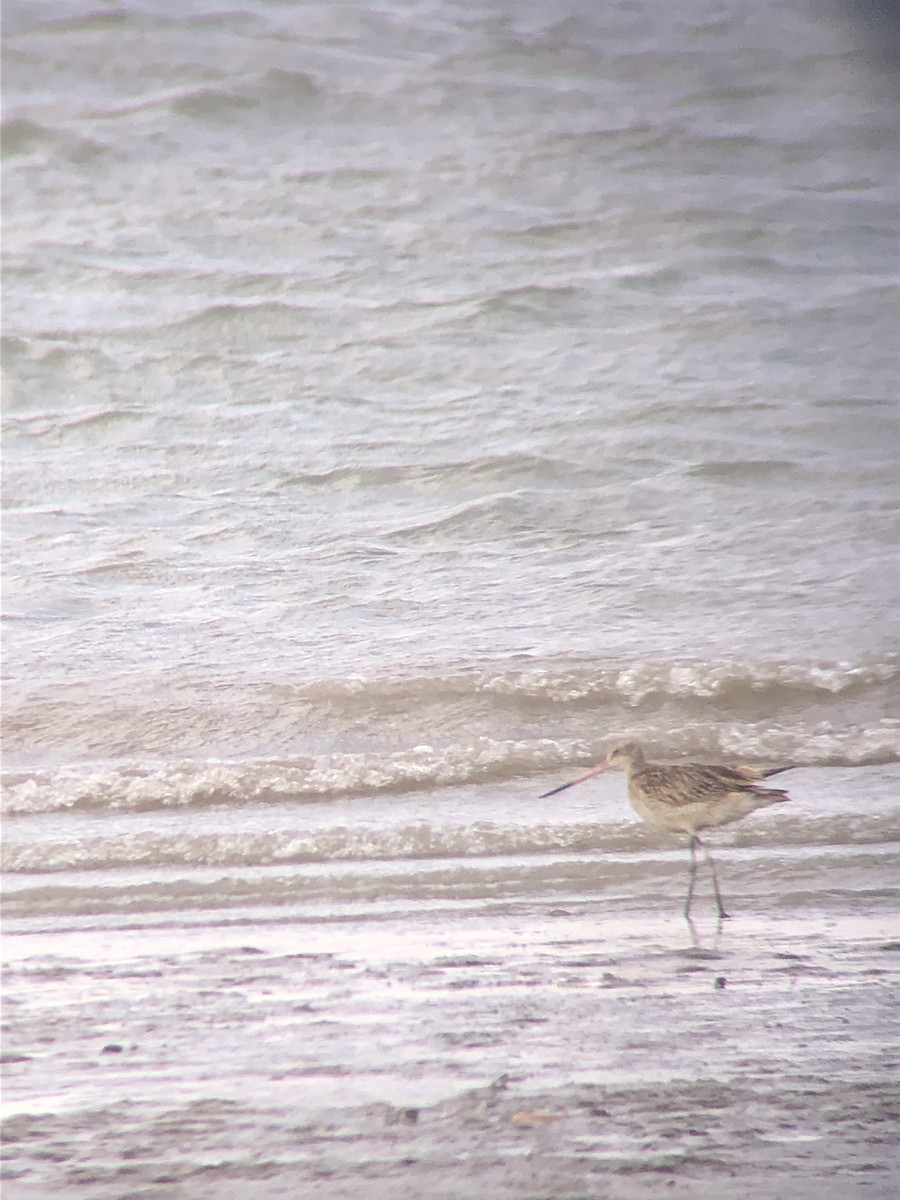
[540,742,794,919]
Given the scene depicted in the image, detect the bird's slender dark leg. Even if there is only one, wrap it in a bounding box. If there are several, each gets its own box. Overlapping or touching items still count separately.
[699,837,730,920]
[684,835,699,919]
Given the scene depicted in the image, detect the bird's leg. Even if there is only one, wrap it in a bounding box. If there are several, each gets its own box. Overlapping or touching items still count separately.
[684,835,699,919]
[684,914,701,950]
[699,838,730,920]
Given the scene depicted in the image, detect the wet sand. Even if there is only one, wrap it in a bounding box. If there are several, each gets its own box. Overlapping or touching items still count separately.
[3,895,898,1200]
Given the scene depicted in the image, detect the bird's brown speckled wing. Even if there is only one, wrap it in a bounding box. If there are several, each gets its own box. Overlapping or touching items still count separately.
[636,763,785,807]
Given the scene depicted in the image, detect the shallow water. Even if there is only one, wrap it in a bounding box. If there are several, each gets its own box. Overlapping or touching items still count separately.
[2,0,899,1195]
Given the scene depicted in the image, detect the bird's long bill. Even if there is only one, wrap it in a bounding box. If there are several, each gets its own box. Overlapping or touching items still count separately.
[539,757,610,799]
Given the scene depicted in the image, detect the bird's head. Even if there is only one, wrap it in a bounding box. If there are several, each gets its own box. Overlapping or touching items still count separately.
[539,740,644,798]
[605,742,644,771]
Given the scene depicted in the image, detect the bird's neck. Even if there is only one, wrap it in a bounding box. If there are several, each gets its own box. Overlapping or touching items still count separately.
[624,750,646,775]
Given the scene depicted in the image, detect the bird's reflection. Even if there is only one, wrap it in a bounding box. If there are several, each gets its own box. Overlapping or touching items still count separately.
[684,913,725,955]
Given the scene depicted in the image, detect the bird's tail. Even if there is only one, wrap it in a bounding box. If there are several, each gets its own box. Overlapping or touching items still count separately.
[738,763,796,782]
[759,765,796,779]
[750,784,791,804]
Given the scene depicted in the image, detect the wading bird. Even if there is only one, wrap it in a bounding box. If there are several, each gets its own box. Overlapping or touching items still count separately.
[540,742,794,919]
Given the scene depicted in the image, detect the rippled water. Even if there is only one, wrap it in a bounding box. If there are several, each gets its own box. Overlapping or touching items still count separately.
[2,0,899,1196]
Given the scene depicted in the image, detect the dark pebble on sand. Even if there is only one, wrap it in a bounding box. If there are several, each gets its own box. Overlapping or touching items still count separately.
[385,1107,420,1125]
